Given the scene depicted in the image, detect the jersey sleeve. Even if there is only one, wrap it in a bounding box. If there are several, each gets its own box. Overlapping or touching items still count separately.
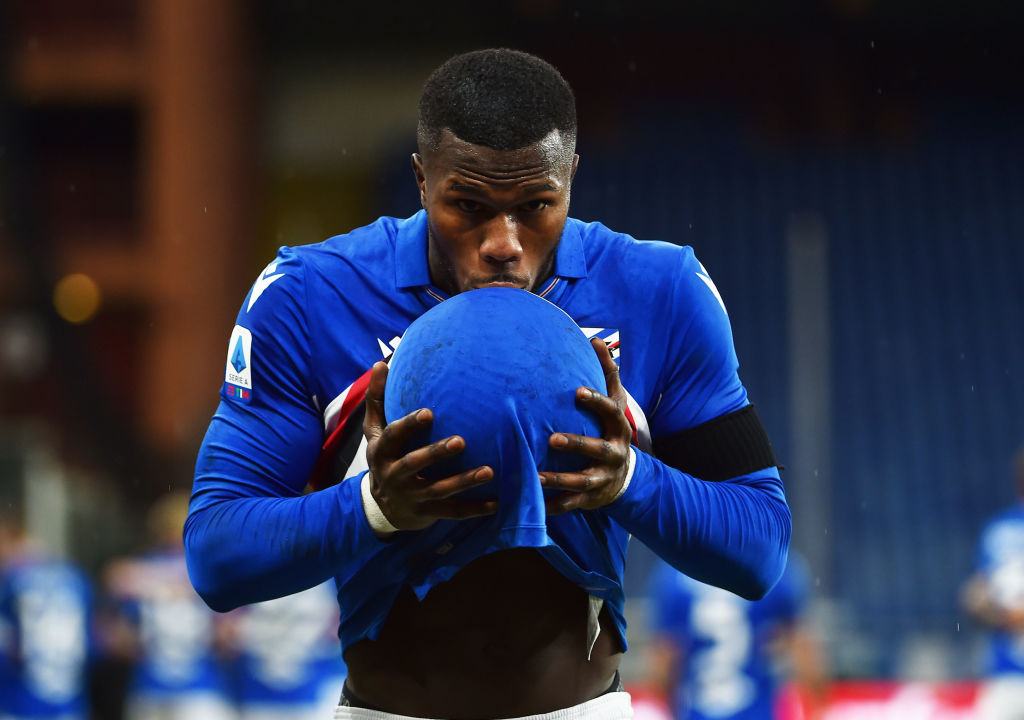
[649,250,746,435]
[607,248,790,600]
[185,247,385,612]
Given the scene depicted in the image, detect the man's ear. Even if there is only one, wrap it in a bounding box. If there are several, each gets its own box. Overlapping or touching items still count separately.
[411,153,427,209]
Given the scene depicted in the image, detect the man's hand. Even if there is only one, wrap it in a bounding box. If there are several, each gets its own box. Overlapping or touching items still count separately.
[363,361,497,531]
[540,338,634,514]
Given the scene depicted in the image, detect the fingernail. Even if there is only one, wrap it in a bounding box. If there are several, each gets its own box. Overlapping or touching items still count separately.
[580,388,593,399]
[552,434,568,447]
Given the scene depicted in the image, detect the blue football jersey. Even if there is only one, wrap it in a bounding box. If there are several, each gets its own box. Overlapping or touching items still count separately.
[187,211,789,655]
[111,550,232,700]
[0,554,93,719]
[974,504,1024,674]
[231,580,346,708]
[649,556,809,720]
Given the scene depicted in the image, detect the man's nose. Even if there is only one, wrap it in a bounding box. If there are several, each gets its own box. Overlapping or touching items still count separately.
[480,215,522,264]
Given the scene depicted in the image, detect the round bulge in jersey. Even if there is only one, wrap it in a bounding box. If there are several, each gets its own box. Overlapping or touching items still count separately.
[384,287,606,499]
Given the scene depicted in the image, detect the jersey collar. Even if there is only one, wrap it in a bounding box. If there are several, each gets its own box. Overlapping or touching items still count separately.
[394,210,588,291]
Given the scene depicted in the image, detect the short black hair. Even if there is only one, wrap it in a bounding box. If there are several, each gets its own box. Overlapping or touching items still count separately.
[417,48,577,154]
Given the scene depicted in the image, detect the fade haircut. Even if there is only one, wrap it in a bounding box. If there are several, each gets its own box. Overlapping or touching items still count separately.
[417,48,577,156]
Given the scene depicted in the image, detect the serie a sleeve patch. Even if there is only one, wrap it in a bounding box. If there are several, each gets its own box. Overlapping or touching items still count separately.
[224,325,253,403]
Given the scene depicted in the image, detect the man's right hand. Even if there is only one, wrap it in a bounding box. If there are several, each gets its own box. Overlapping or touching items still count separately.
[362,360,497,531]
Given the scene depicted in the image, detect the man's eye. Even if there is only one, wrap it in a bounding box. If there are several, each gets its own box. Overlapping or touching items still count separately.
[456,199,480,212]
[523,200,549,212]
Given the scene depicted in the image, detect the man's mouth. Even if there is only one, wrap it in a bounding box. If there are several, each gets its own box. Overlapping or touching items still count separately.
[475,281,525,289]
[472,275,529,290]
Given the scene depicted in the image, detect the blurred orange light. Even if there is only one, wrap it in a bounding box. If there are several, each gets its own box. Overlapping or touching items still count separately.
[53,273,102,324]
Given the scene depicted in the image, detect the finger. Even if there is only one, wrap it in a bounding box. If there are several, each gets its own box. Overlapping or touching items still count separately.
[374,406,434,459]
[539,470,598,493]
[363,361,390,439]
[549,432,625,463]
[393,435,470,478]
[544,492,587,515]
[418,466,495,499]
[418,498,499,520]
[571,385,632,442]
[578,342,632,441]
[590,337,626,404]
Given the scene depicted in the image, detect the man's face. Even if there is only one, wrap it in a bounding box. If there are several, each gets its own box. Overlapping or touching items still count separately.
[412,129,578,296]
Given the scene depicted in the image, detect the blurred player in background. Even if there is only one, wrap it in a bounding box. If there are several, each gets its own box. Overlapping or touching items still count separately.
[646,553,827,720]
[102,492,235,720]
[0,503,94,720]
[961,445,1024,720]
[227,580,346,720]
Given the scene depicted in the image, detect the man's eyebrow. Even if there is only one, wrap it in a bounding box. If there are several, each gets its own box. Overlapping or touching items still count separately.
[525,182,558,192]
[446,181,558,193]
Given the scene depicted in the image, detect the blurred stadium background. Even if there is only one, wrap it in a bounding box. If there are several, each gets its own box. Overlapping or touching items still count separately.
[1,0,1023,714]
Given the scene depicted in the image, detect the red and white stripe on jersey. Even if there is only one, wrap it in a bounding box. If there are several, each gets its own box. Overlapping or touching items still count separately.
[322,369,372,437]
[623,387,651,454]
[308,368,373,491]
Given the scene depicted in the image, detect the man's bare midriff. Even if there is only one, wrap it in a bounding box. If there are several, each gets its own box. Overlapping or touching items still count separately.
[344,548,623,719]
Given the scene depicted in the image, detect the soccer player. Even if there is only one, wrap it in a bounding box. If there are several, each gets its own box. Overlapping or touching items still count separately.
[0,505,94,720]
[228,581,347,720]
[646,554,827,719]
[961,445,1024,720]
[103,492,235,720]
[185,48,791,719]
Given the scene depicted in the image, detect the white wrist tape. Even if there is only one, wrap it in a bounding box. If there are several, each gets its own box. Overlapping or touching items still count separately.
[612,447,636,502]
[361,473,399,537]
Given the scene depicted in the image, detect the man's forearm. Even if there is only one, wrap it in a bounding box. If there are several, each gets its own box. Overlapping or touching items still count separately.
[184,474,382,611]
[605,449,791,599]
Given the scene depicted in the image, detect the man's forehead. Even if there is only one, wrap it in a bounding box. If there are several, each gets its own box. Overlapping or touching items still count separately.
[425,129,574,178]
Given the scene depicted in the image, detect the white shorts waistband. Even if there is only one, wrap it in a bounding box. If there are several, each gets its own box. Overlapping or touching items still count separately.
[334,691,633,720]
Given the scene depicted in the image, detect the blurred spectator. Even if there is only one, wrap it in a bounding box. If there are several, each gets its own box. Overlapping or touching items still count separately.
[0,503,94,720]
[101,492,235,720]
[227,580,346,720]
[961,445,1024,720]
[646,553,827,720]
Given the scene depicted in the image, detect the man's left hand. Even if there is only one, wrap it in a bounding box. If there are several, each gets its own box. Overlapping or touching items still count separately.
[540,338,633,513]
